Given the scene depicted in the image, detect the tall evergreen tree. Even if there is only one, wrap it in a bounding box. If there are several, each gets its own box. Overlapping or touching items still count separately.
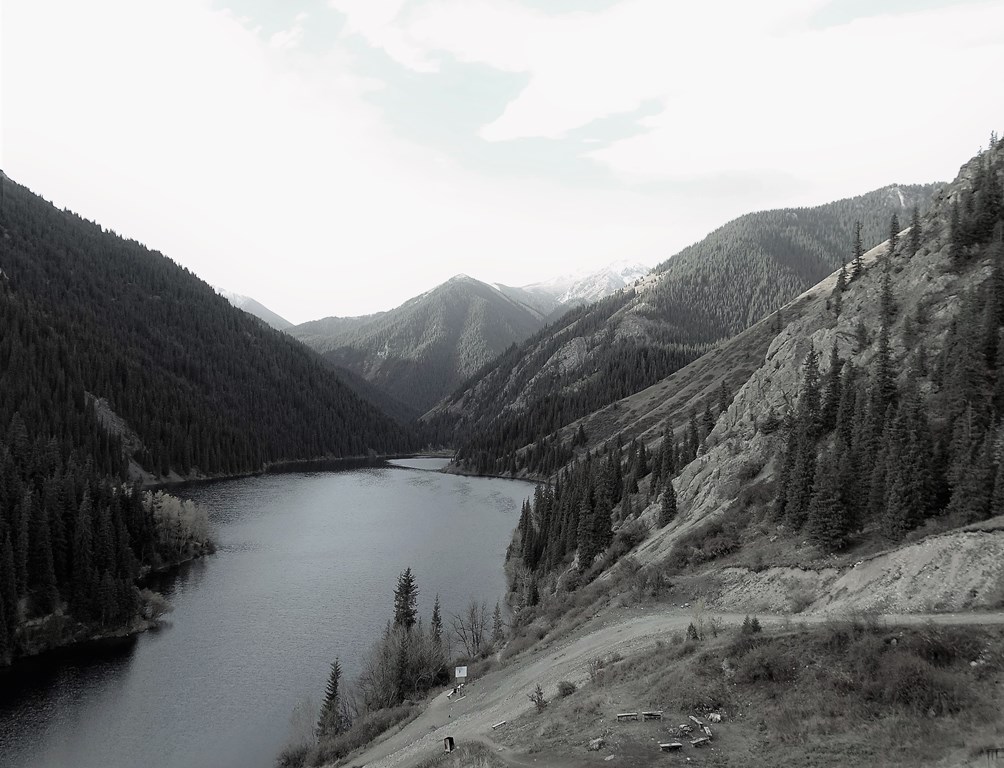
[909,205,922,256]
[851,220,865,278]
[887,212,900,262]
[431,594,443,644]
[820,342,843,432]
[393,568,418,630]
[659,481,677,528]
[318,658,344,736]
[492,600,505,647]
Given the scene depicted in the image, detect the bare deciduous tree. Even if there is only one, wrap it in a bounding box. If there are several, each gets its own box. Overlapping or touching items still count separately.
[450,598,489,658]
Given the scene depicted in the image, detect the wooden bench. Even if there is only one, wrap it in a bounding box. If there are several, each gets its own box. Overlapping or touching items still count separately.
[691,737,710,748]
[642,710,663,720]
[658,742,683,752]
[491,721,507,730]
[616,712,639,722]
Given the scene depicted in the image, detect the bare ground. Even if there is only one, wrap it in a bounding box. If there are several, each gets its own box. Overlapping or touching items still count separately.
[340,608,1004,768]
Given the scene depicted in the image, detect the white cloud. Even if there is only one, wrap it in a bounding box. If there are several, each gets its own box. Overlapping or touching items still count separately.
[2,0,688,322]
[332,0,1004,199]
[269,12,309,50]
[4,0,1001,324]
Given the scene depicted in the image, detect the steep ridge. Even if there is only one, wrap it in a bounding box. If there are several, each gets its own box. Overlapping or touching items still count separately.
[504,137,1004,616]
[0,173,414,483]
[431,183,940,477]
[290,275,549,413]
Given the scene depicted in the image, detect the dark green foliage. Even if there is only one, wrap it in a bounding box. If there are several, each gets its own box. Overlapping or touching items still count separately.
[851,220,865,278]
[431,594,443,643]
[557,680,576,697]
[909,205,922,255]
[659,481,677,528]
[0,175,413,483]
[774,150,1004,548]
[393,568,418,630]
[318,658,344,736]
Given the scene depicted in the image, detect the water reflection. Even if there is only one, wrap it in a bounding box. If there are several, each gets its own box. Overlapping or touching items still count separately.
[0,467,531,768]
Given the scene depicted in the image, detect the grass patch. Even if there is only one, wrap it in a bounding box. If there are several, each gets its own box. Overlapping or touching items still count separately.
[493,618,1004,768]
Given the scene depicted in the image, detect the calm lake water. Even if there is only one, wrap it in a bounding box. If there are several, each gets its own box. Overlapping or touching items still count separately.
[0,460,532,768]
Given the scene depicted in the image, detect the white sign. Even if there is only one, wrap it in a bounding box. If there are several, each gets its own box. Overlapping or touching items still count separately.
[454,666,468,679]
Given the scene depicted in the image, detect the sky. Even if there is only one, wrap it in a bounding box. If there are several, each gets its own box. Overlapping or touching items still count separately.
[2,0,1002,323]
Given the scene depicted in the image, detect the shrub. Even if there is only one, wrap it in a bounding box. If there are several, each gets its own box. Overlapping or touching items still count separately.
[557,680,577,697]
[309,704,418,766]
[862,653,969,716]
[665,518,742,573]
[735,643,798,685]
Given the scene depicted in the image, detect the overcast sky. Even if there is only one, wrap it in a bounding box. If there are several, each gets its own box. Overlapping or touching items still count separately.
[2,0,1002,323]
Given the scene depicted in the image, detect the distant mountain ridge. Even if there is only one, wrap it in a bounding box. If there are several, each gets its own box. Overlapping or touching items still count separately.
[429,182,942,476]
[215,288,293,331]
[290,274,549,413]
[290,262,654,414]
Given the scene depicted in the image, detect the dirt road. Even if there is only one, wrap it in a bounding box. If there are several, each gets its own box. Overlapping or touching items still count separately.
[343,608,1004,768]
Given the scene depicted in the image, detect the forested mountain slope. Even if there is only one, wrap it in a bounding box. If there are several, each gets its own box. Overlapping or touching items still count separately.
[0,173,414,481]
[0,172,419,664]
[504,136,1004,617]
[430,183,940,476]
[290,275,549,413]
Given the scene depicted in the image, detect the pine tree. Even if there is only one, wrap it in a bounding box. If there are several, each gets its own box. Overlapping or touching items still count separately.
[659,481,677,527]
[393,568,418,630]
[820,342,843,432]
[701,403,715,442]
[0,532,17,642]
[27,497,59,613]
[431,594,443,644]
[807,447,851,550]
[909,205,922,255]
[718,380,730,415]
[851,221,865,279]
[888,212,900,258]
[318,658,344,736]
[832,263,846,315]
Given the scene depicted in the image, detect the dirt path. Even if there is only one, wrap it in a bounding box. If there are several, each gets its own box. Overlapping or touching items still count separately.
[343,608,1004,768]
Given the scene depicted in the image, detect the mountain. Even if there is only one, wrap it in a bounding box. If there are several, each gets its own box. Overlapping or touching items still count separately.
[0,173,414,484]
[504,137,1004,617]
[215,288,293,331]
[290,274,550,414]
[0,172,419,664]
[429,182,942,476]
[555,260,650,305]
[500,260,651,316]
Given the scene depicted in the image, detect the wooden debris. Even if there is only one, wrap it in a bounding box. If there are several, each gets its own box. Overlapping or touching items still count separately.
[691,737,710,748]
[616,712,640,721]
[702,725,713,738]
[708,712,722,723]
[688,715,705,727]
[659,742,683,752]
[642,710,663,720]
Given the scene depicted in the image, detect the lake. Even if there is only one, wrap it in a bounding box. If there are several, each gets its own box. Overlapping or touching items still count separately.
[0,460,532,768]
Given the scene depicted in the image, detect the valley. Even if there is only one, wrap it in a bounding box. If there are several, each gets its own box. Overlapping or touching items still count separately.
[2,121,1002,768]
